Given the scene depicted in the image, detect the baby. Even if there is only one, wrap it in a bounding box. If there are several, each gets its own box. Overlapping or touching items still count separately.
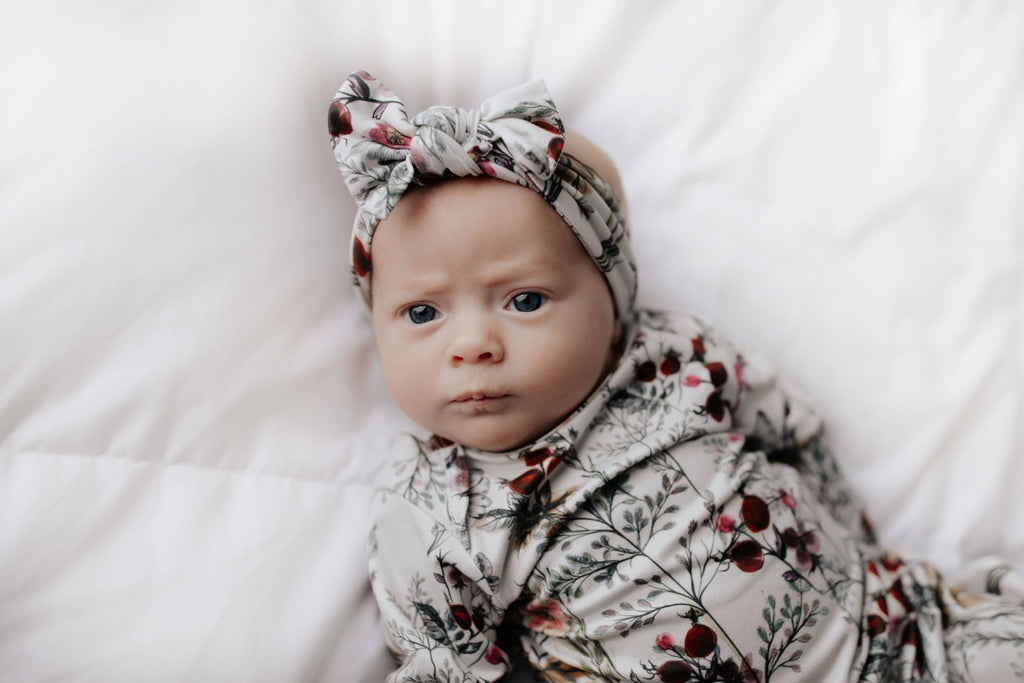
[330,71,1024,682]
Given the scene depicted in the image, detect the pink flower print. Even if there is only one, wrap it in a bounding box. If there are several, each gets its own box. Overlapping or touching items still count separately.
[368,123,410,148]
[682,374,701,387]
[446,567,466,589]
[449,470,469,490]
[655,632,674,650]
[427,434,453,450]
[779,488,796,509]
[447,453,470,491]
[523,598,569,637]
[781,522,820,572]
[484,644,505,665]
[716,513,735,534]
[742,654,764,683]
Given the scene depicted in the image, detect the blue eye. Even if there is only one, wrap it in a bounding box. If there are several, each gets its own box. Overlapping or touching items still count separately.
[509,292,545,313]
[404,304,438,324]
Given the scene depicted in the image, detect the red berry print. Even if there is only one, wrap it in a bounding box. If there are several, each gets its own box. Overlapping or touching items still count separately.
[532,120,561,134]
[691,337,706,358]
[547,136,564,159]
[657,660,693,683]
[890,578,914,613]
[448,603,471,629]
[684,624,717,658]
[524,447,551,467]
[730,540,765,572]
[876,596,889,616]
[636,361,657,382]
[328,100,353,137]
[660,352,681,376]
[705,362,728,387]
[484,644,504,665]
[881,553,903,572]
[352,237,371,277]
[508,469,543,496]
[705,391,725,421]
[866,614,887,637]
[741,496,770,532]
[546,455,564,475]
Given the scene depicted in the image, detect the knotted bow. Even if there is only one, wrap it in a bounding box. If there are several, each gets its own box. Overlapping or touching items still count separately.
[329,71,637,318]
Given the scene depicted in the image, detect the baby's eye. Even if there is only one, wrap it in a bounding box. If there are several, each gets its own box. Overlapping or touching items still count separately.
[508,292,546,313]
[404,304,438,324]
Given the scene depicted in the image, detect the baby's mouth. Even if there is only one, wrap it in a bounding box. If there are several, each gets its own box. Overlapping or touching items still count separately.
[453,392,508,403]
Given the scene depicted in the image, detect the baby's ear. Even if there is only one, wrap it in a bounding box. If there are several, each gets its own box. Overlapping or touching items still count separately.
[563,128,625,200]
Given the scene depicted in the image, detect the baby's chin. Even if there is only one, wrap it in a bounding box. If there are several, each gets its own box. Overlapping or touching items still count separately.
[434,420,556,454]
[444,430,537,454]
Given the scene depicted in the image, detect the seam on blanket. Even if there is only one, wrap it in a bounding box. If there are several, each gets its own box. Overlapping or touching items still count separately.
[0,446,370,488]
[1015,184,1024,461]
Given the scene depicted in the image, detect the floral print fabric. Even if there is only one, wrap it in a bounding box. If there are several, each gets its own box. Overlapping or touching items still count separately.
[367,309,1024,682]
[328,71,637,318]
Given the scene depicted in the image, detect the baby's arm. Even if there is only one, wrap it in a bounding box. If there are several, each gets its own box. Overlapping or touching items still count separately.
[368,488,510,682]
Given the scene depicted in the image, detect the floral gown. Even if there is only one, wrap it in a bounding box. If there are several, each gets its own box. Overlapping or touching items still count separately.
[367,309,1024,682]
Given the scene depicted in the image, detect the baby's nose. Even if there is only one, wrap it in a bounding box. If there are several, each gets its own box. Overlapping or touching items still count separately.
[449,319,504,365]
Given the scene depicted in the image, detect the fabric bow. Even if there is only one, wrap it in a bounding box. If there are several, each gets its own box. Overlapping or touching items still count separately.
[328,71,637,319]
[330,71,564,236]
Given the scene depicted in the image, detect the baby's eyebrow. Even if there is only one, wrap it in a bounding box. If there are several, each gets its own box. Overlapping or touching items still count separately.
[391,275,453,297]
[481,260,560,286]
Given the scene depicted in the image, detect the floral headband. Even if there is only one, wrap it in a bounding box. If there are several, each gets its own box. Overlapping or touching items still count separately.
[328,70,637,317]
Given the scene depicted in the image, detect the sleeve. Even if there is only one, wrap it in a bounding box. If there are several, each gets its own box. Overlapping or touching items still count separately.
[367,487,512,682]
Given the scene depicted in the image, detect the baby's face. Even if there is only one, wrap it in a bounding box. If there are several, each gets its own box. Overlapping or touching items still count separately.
[370,177,618,452]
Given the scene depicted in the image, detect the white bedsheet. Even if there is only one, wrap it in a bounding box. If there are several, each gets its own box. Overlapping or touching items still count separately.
[2,1,1021,680]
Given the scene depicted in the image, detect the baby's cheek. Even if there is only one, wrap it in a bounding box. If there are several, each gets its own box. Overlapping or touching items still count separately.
[380,347,428,411]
